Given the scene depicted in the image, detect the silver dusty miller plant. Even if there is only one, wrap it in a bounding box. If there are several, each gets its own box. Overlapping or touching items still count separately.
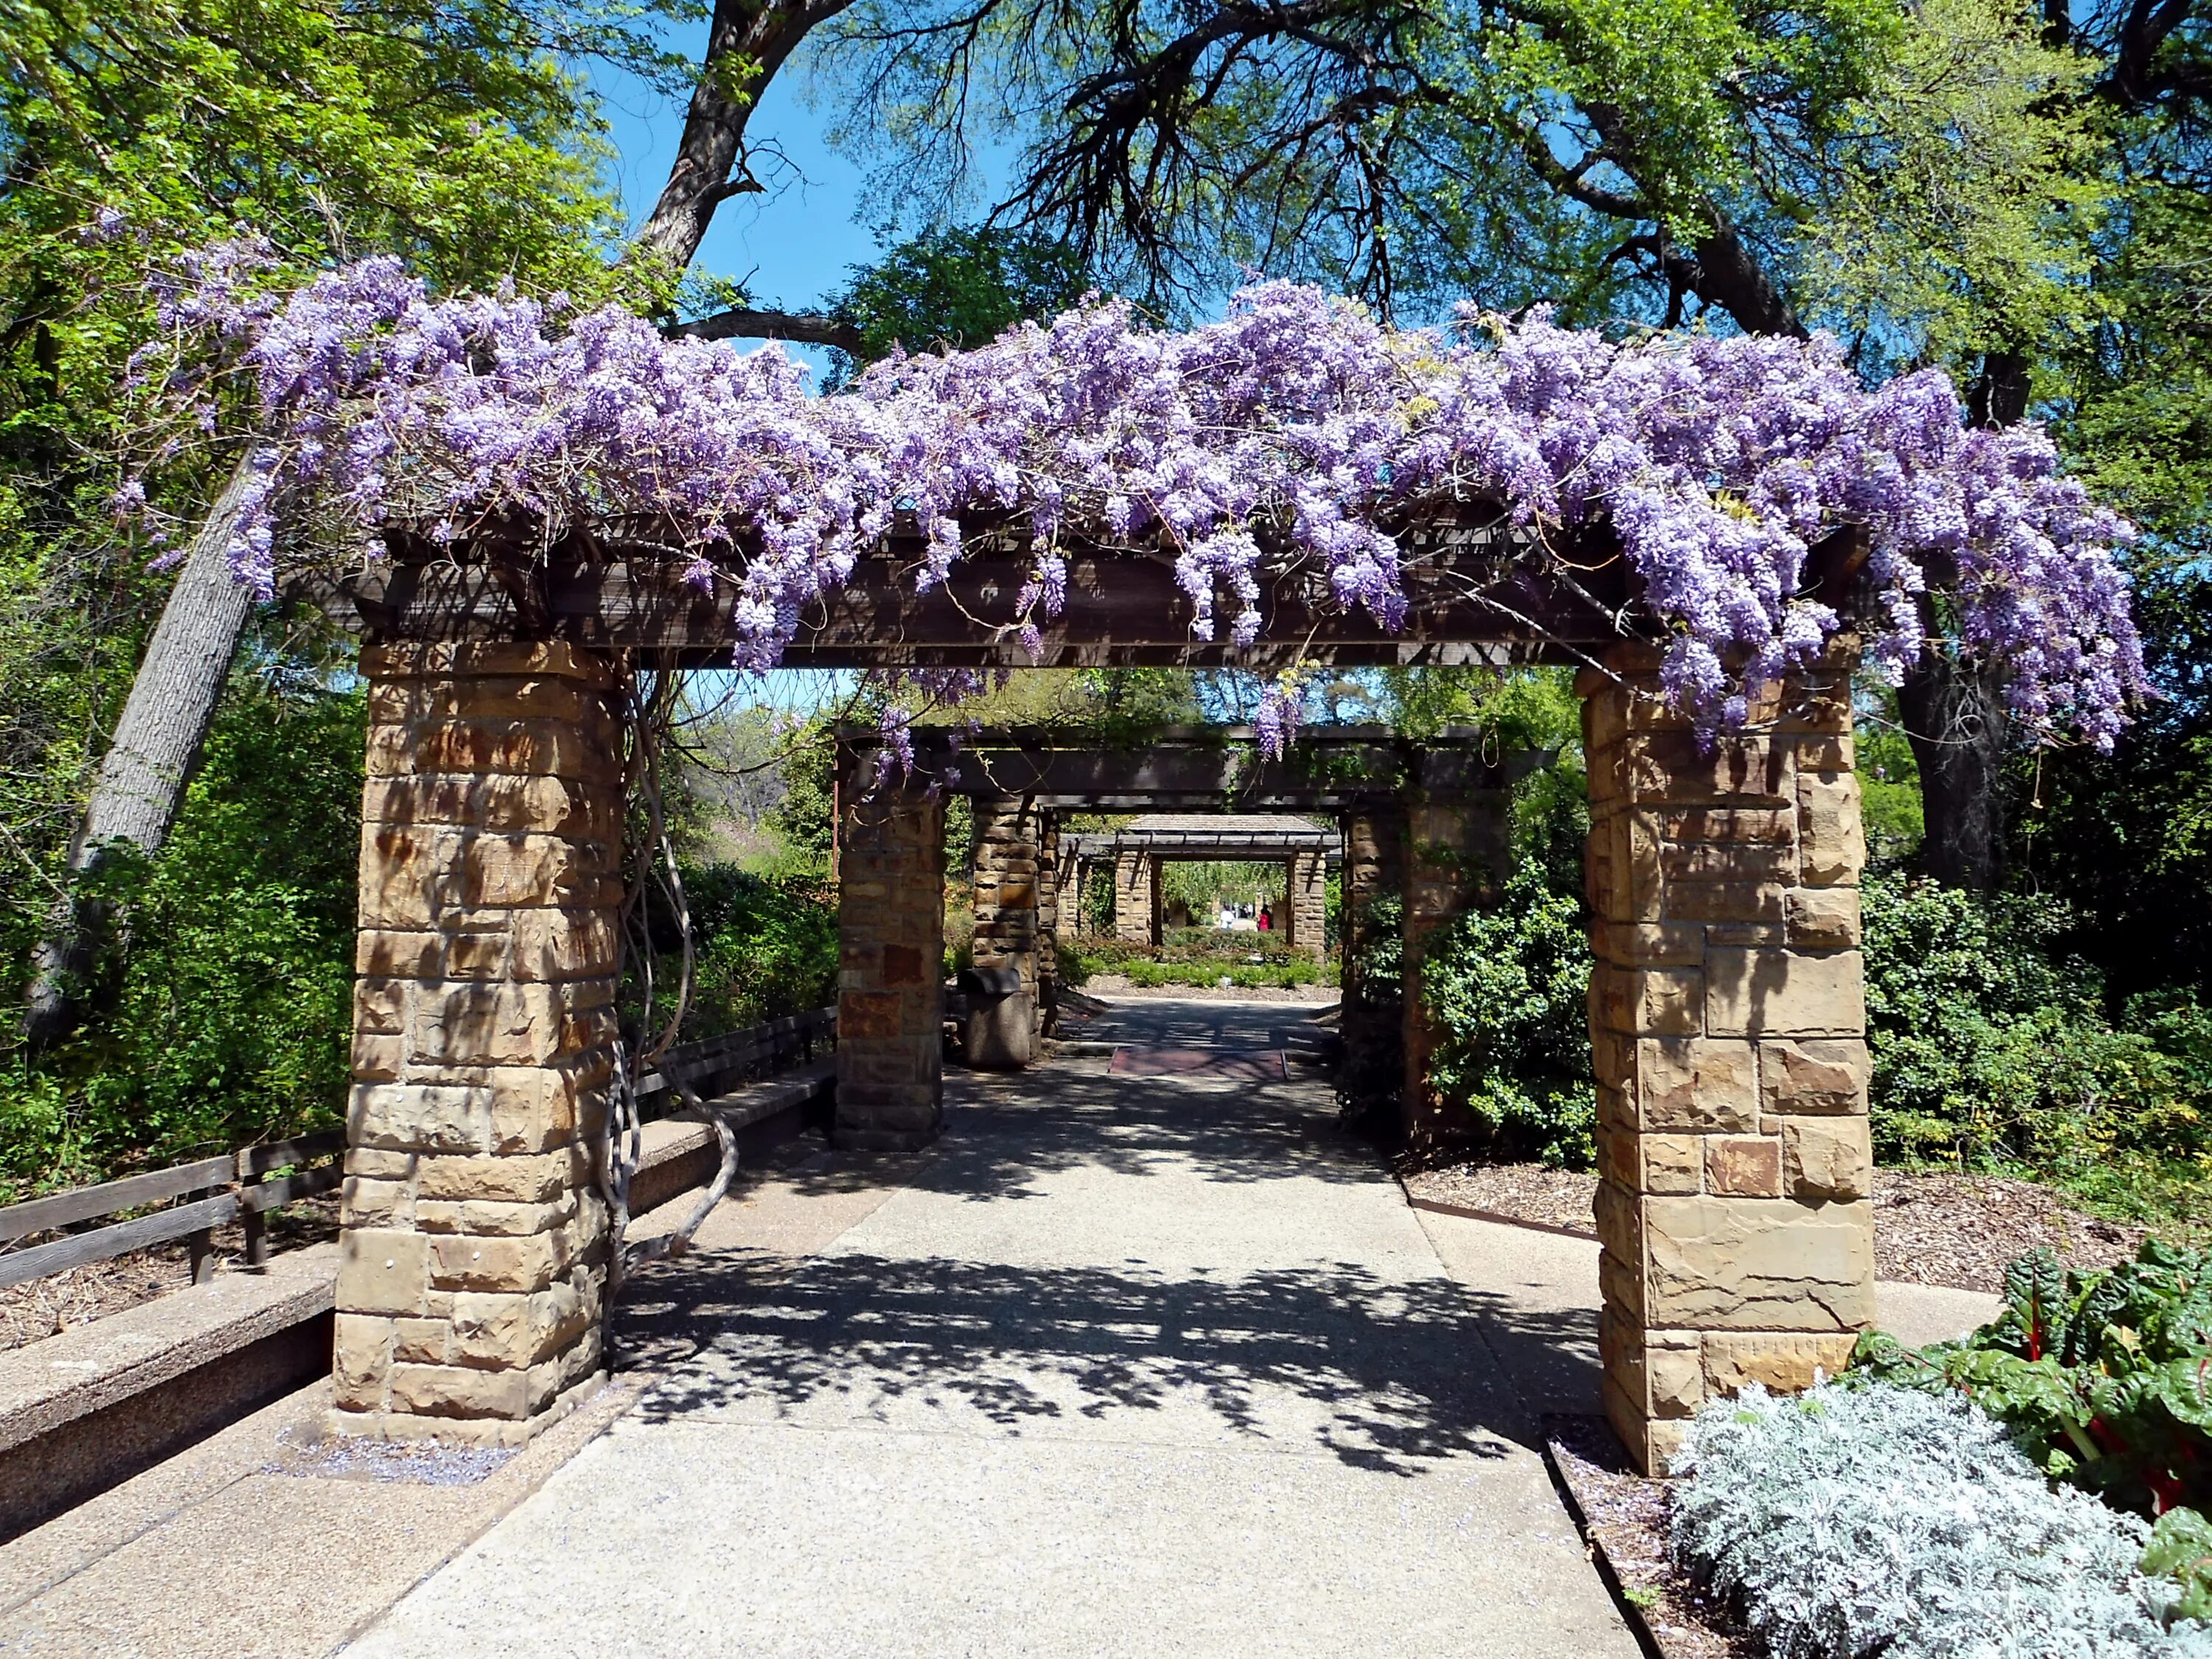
[1669,1380,2212,1659]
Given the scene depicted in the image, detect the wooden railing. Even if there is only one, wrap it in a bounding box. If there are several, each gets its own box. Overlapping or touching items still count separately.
[632,1007,838,1120]
[0,1007,840,1291]
[0,1132,344,1291]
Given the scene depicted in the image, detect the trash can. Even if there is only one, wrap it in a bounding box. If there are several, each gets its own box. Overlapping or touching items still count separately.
[958,964,1033,1068]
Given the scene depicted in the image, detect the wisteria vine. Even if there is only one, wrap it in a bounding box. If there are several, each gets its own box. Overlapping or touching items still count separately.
[122,240,2147,753]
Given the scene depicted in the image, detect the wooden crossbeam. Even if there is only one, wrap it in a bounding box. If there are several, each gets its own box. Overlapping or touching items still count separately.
[295,506,1665,666]
[840,728,1548,803]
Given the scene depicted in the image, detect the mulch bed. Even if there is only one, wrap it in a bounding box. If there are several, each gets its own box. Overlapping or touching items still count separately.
[1405,1163,2149,1295]
[0,1194,341,1355]
[1545,1413,1758,1659]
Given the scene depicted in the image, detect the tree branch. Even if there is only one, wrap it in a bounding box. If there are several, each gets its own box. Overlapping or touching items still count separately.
[668,308,864,353]
[631,0,858,268]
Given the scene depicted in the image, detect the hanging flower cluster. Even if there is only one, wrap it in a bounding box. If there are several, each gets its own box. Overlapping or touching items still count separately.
[122,242,2146,752]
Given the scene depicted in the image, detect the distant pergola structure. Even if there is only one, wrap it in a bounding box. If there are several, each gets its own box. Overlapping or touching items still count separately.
[1059,814,1337,954]
[314,518,1874,1473]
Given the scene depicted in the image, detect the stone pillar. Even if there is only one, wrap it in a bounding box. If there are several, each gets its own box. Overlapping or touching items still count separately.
[1401,785,1511,1150]
[1338,806,1405,1130]
[835,757,946,1152]
[335,641,623,1445]
[972,796,1042,1030]
[1036,815,1060,1033]
[1582,644,1873,1475]
[1284,850,1329,959]
[1113,849,1154,944]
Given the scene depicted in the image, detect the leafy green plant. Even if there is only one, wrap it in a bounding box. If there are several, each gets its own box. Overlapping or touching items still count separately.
[0,675,364,1196]
[675,865,839,1034]
[2146,1509,2212,1627]
[1417,861,1596,1168]
[1863,873,2208,1171]
[1852,1241,2212,1517]
[1057,932,1334,990]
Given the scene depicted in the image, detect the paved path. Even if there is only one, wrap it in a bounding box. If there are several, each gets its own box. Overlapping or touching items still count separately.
[347,998,1640,1658]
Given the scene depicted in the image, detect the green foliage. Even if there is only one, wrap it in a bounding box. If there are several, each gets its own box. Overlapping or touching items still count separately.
[764,730,838,877]
[1058,932,1334,990]
[1851,1239,2212,1520]
[2011,566,2212,1007]
[1158,860,1283,916]
[1791,0,2109,378]
[2144,1508,2212,1626]
[1856,706,1927,869]
[1417,860,1596,1168]
[676,866,841,1035]
[0,674,364,1196]
[1861,873,2210,1173]
[828,226,1092,380]
[0,0,641,1194]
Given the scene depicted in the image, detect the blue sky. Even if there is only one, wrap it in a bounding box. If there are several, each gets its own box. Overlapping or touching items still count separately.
[592,27,882,327]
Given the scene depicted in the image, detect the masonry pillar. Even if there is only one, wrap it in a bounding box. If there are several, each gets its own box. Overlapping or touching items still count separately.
[972,796,1043,1021]
[835,756,946,1151]
[1285,849,1329,959]
[1338,806,1404,1131]
[1113,849,1154,944]
[1036,814,1060,1033]
[1401,780,1511,1150]
[1582,644,1874,1475]
[335,641,623,1445]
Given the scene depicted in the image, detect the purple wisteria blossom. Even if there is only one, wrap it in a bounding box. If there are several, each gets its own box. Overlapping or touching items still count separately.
[117,250,2146,757]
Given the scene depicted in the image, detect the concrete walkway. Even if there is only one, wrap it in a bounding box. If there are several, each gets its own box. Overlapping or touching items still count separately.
[347,997,1641,1658]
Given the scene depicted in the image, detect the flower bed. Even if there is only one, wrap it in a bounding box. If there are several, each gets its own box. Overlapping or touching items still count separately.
[1672,1380,2211,1658]
[1060,933,1337,990]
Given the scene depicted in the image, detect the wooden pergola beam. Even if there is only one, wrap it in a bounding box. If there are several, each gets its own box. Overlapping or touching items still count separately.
[838,728,1549,803]
[296,508,1661,667]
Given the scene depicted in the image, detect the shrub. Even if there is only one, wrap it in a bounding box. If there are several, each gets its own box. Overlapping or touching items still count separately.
[1863,874,2207,1169]
[1417,860,1595,1168]
[677,865,839,1034]
[1851,1239,2212,1518]
[0,678,364,1196]
[1057,933,1335,990]
[1672,1380,2211,1658]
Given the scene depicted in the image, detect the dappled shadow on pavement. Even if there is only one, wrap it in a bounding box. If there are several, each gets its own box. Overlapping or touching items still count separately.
[611,990,1601,1478]
[616,1248,1601,1475]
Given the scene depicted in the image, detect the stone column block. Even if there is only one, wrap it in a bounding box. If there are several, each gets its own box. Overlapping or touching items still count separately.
[1284,849,1329,959]
[1113,850,1155,945]
[835,756,946,1151]
[970,797,1043,1048]
[1580,641,1874,1474]
[335,641,623,1447]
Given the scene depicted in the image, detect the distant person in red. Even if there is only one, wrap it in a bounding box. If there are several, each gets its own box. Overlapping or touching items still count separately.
[1257,905,1273,931]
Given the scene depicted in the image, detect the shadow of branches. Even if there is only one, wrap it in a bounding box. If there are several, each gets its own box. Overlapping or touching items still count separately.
[616,1248,1599,1476]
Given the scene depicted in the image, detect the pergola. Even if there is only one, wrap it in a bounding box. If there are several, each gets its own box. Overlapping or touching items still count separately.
[319,525,1872,1475]
[1061,813,1336,953]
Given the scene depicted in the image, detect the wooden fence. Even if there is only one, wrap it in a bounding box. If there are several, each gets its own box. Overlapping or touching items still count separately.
[0,1007,840,1292]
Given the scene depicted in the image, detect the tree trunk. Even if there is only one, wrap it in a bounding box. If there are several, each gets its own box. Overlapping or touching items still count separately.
[631,0,851,269]
[1898,645,2008,890]
[1892,350,2031,892]
[24,457,257,1049]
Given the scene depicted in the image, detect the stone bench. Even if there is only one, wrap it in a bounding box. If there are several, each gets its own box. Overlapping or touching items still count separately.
[0,1243,338,1542]
[0,1060,832,1543]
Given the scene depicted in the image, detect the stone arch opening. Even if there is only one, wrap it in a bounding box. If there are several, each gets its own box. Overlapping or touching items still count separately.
[321,539,1871,1474]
